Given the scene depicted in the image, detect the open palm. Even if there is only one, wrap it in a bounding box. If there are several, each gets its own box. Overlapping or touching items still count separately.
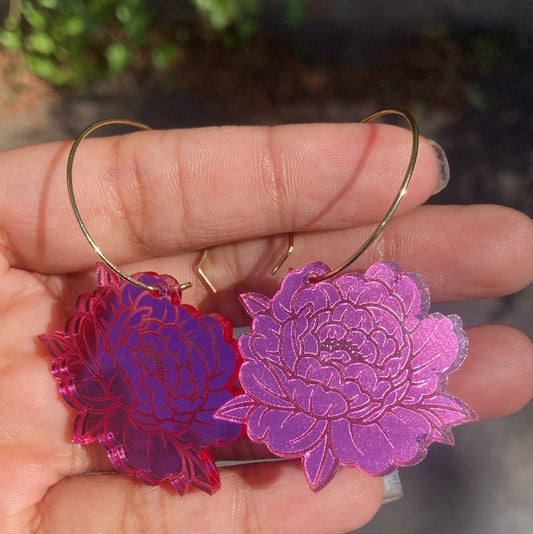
[0,123,531,533]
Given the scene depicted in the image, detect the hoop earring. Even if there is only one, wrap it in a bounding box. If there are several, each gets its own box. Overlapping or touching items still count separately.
[216,109,476,492]
[39,120,242,495]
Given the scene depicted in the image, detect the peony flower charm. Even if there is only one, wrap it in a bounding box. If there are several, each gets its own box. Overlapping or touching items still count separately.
[40,263,242,495]
[217,261,476,491]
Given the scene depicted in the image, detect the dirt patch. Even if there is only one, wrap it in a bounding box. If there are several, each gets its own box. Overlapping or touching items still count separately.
[171,30,484,123]
[0,50,56,118]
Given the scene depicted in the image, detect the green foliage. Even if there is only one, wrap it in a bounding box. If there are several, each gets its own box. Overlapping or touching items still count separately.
[191,0,259,45]
[0,0,306,88]
[0,27,22,52]
[151,42,181,71]
[462,83,488,111]
[285,0,305,29]
[0,0,153,87]
[468,29,518,77]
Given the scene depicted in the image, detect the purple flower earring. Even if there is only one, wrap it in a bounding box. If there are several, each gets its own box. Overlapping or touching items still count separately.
[216,110,476,492]
[39,120,242,495]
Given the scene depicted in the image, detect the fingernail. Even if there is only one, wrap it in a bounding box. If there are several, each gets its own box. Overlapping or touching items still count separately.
[382,470,403,504]
[430,140,450,195]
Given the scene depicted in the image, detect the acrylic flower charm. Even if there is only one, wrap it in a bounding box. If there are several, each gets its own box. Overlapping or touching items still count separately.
[217,261,475,491]
[40,263,242,495]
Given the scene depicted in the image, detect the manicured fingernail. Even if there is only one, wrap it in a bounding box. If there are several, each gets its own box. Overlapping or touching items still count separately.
[430,140,450,195]
[382,470,403,504]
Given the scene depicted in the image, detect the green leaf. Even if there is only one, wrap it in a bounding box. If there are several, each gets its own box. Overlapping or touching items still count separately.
[105,42,131,74]
[26,54,57,78]
[37,0,58,8]
[26,32,55,54]
[64,16,85,37]
[193,0,237,30]
[174,27,190,43]
[285,0,305,29]
[115,3,132,24]
[22,1,47,31]
[0,29,22,52]
[463,83,488,111]
[151,43,180,70]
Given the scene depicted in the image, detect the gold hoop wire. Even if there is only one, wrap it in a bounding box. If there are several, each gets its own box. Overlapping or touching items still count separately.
[67,118,191,293]
[195,232,294,294]
[309,108,419,282]
[195,108,419,292]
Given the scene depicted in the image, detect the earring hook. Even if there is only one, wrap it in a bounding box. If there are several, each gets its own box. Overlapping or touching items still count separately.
[309,108,419,282]
[67,118,192,293]
[195,232,293,294]
[194,108,418,292]
[270,232,294,276]
[194,249,217,294]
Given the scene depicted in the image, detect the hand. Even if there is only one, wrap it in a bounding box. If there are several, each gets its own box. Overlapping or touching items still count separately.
[0,123,531,533]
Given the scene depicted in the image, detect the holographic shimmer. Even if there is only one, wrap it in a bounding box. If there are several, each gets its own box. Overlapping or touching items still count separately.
[40,263,242,495]
[217,261,475,491]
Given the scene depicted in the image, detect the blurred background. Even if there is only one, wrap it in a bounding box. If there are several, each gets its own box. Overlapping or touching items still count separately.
[0,1,531,532]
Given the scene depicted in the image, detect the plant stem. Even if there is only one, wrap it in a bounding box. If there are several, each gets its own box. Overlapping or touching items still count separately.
[6,0,22,29]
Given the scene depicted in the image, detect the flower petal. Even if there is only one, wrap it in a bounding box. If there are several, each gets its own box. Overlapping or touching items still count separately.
[293,279,341,315]
[240,362,294,409]
[286,379,348,418]
[271,262,331,321]
[231,260,474,491]
[74,375,116,410]
[279,320,302,370]
[39,331,73,360]
[72,411,110,443]
[411,313,467,377]
[295,357,342,389]
[336,421,395,474]
[96,262,123,288]
[248,407,325,456]
[182,449,220,495]
[283,416,328,452]
[368,262,427,314]
[42,265,243,496]
[240,291,271,317]
[250,319,282,362]
[417,393,477,443]
[189,391,243,447]
[378,406,433,464]
[331,418,364,464]
[238,333,259,363]
[215,394,255,423]
[302,439,339,492]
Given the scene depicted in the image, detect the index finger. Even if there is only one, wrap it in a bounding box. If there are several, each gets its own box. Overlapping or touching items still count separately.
[0,122,442,273]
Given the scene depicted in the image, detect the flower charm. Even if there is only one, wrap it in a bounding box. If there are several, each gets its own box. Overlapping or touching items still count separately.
[40,263,242,495]
[217,261,475,491]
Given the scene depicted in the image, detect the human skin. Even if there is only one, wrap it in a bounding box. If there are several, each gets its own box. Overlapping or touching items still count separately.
[0,122,531,533]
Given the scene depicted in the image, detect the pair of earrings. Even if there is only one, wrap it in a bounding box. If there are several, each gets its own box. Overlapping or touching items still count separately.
[39,111,475,496]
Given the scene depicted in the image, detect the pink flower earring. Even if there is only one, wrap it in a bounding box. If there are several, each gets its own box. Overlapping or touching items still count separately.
[39,120,242,495]
[215,109,476,492]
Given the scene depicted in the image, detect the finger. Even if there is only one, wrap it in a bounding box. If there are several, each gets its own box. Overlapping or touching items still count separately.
[354,204,533,302]
[200,204,533,307]
[28,463,383,534]
[0,123,442,272]
[4,275,531,481]
[448,325,533,420]
[97,203,533,320]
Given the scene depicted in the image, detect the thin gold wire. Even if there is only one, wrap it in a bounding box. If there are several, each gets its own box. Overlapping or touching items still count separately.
[194,249,218,294]
[270,232,294,276]
[195,232,295,294]
[308,108,419,282]
[195,108,418,292]
[67,118,192,293]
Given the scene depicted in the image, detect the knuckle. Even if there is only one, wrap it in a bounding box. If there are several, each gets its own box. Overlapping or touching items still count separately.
[109,135,150,254]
